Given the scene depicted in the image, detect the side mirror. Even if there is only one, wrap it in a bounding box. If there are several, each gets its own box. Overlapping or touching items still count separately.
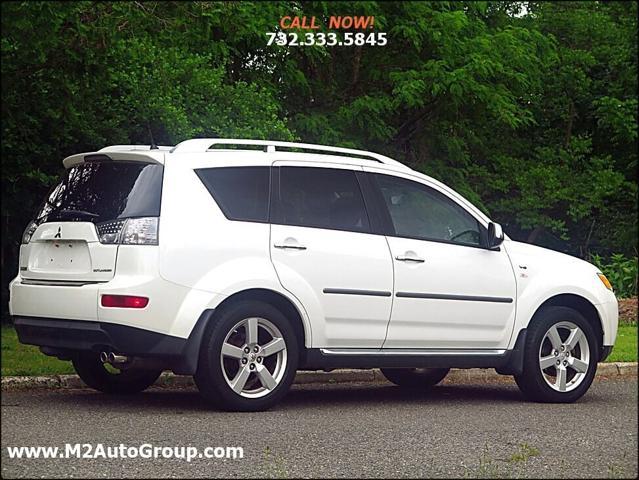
[487,222,504,249]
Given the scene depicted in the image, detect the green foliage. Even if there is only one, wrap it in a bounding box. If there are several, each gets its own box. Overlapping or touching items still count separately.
[1,1,637,318]
[590,254,638,299]
[593,97,638,145]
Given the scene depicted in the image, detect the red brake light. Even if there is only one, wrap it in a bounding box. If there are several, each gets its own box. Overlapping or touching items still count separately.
[101,295,149,308]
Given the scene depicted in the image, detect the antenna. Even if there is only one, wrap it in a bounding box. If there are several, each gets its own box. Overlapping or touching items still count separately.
[147,122,159,150]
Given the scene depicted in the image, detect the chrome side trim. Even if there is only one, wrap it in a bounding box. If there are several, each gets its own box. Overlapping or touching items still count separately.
[323,288,392,297]
[320,348,507,356]
[396,292,513,303]
[20,279,104,287]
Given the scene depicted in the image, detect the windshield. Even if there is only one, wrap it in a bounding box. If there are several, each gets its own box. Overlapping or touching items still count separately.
[34,161,164,225]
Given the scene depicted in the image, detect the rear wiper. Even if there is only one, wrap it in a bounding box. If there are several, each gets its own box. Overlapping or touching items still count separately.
[57,209,100,219]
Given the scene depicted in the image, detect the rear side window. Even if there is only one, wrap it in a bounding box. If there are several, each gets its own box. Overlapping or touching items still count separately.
[196,167,270,222]
[34,161,163,225]
[273,167,370,233]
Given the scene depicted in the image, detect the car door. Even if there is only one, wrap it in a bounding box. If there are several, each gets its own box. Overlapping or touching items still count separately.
[364,169,517,350]
[270,162,394,348]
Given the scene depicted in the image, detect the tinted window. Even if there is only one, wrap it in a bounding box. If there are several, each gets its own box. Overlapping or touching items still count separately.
[34,161,163,225]
[275,167,370,233]
[373,174,482,246]
[196,167,270,222]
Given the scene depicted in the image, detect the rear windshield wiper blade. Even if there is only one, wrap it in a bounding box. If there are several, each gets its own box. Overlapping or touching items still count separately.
[57,209,100,219]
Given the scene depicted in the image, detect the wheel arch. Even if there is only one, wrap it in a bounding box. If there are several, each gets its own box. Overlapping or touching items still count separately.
[214,288,308,355]
[532,293,604,357]
[175,288,310,376]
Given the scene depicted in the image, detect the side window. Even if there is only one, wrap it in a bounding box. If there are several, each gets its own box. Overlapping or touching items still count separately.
[274,167,370,233]
[196,167,270,222]
[373,173,482,246]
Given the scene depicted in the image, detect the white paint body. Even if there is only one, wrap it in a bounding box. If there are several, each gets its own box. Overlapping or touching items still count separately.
[9,141,618,355]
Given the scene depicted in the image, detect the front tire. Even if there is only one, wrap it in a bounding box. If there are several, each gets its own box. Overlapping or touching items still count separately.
[194,300,299,411]
[380,367,450,388]
[515,306,598,403]
[72,352,162,394]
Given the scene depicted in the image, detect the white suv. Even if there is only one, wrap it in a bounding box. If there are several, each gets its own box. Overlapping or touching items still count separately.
[9,139,618,411]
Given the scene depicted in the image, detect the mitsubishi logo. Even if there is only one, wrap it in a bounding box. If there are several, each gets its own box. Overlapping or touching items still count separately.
[54,227,61,239]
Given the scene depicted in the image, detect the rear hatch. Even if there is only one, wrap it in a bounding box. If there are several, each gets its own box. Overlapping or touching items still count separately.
[20,159,163,284]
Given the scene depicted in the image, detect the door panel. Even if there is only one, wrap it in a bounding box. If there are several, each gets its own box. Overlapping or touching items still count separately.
[384,237,516,348]
[362,169,517,349]
[270,162,393,348]
[271,224,393,347]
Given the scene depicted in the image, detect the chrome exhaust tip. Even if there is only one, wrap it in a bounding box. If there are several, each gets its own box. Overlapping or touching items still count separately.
[99,351,109,363]
[107,352,129,364]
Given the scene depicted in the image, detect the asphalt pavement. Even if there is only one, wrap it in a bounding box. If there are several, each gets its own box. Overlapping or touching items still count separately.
[1,376,637,478]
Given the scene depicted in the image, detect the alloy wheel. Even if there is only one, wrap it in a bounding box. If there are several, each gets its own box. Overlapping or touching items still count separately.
[220,317,288,398]
[538,321,590,392]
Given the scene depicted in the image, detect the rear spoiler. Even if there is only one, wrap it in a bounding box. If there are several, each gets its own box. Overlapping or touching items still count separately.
[62,151,166,169]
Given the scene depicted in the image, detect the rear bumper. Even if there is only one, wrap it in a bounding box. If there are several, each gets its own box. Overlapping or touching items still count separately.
[9,278,99,321]
[13,316,186,357]
[12,314,213,375]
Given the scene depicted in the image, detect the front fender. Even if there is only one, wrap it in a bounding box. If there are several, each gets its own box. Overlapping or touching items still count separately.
[505,241,617,349]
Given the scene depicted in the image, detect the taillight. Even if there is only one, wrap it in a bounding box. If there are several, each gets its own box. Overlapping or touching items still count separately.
[120,217,159,245]
[96,219,126,244]
[96,217,158,245]
[101,295,149,308]
[21,221,38,244]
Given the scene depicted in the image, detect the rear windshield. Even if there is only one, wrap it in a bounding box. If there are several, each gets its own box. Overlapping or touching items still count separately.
[34,161,164,225]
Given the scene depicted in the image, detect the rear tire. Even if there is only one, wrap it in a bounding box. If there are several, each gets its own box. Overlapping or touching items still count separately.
[515,306,598,403]
[72,352,162,394]
[380,367,450,388]
[194,300,299,411]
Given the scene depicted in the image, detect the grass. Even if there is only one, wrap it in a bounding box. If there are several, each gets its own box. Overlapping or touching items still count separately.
[607,324,638,363]
[508,442,540,463]
[1,324,74,376]
[261,446,289,479]
[463,442,541,478]
[1,323,637,377]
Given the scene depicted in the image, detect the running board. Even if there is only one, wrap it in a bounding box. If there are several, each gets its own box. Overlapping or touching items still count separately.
[319,348,507,356]
[300,333,528,372]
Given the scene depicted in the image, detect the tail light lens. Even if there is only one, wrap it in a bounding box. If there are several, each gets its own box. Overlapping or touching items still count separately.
[21,221,38,244]
[96,217,158,245]
[121,217,159,245]
[96,219,127,244]
[101,294,149,308]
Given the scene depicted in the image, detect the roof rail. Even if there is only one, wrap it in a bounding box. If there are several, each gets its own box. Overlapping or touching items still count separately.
[170,138,406,168]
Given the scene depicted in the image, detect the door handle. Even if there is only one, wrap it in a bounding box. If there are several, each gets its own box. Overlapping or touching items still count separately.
[274,243,307,250]
[395,255,425,263]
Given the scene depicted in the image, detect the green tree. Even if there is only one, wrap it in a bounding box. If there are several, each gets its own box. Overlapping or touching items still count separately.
[1,1,637,318]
